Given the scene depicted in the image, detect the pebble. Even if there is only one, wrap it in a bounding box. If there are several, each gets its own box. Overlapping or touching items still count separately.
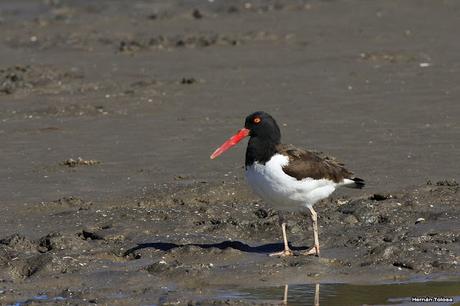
[415,217,425,224]
[343,215,359,225]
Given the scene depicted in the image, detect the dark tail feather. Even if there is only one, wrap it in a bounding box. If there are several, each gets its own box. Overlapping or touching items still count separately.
[346,177,365,189]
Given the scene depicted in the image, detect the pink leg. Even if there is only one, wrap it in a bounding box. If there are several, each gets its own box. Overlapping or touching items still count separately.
[302,206,320,256]
[269,222,294,257]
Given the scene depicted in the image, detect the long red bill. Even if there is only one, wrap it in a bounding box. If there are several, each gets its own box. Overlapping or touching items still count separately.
[210,128,250,159]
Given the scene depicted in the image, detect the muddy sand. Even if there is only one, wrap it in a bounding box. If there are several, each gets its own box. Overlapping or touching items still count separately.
[0,0,459,304]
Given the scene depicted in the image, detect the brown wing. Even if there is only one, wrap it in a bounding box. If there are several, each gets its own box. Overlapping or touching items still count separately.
[277,144,353,183]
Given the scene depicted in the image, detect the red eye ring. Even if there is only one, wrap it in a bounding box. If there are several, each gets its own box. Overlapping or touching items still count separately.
[254,117,261,124]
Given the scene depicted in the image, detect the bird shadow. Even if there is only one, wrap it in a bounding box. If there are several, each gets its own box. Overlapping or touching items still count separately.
[124,240,309,257]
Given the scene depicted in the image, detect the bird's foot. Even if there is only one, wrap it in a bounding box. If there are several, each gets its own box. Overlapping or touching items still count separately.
[301,245,320,257]
[269,249,294,257]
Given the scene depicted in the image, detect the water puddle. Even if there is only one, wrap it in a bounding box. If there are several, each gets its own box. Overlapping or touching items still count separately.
[222,280,460,305]
[10,294,66,306]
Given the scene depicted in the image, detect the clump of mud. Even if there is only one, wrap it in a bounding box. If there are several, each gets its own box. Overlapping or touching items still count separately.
[118,31,281,53]
[60,157,101,168]
[0,234,52,280]
[118,33,240,52]
[0,66,33,94]
[0,65,83,95]
[359,51,419,63]
[51,196,93,210]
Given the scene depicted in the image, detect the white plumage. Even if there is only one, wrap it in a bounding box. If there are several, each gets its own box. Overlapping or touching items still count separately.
[245,154,340,211]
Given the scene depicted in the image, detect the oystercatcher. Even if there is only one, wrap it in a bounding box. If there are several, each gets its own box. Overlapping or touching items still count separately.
[211,111,365,256]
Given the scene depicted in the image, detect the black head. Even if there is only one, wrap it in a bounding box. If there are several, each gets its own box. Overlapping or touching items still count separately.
[244,111,281,166]
[244,111,281,144]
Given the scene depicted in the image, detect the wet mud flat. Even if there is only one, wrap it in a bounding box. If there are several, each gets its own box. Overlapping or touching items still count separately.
[0,180,459,304]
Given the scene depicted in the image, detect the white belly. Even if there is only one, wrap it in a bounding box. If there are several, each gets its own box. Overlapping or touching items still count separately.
[245,154,337,211]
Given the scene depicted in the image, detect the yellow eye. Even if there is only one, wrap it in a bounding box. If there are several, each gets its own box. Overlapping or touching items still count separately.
[253,117,261,124]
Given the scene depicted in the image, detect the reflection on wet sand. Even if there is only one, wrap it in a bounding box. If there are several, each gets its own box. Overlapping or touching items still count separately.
[315,283,319,306]
[283,284,288,305]
[238,281,460,305]
[283,283,320,305]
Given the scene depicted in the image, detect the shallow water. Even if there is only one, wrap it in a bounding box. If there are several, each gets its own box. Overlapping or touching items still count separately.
[11,294,66,306]
[7,280,460,305]
[225,281,460,306]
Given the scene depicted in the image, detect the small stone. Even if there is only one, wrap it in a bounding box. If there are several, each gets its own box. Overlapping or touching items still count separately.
[369,194,390,201]
[192,9,203,19]
[343,214,358,225]
[382,246,396,259]
[383,235,393,242]
[254,208,268,219]
[336,199,348,205]
[415,217,425,224]
[79,230,103,240]
[180,77,197,84]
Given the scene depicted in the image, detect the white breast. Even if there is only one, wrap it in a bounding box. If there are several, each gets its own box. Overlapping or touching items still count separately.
[245,154,337,211]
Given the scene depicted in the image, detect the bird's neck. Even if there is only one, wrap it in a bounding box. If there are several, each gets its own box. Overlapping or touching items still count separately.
[245,136,280,167]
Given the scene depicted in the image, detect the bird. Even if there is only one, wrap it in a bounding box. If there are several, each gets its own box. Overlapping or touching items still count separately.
[210,111,365,257]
